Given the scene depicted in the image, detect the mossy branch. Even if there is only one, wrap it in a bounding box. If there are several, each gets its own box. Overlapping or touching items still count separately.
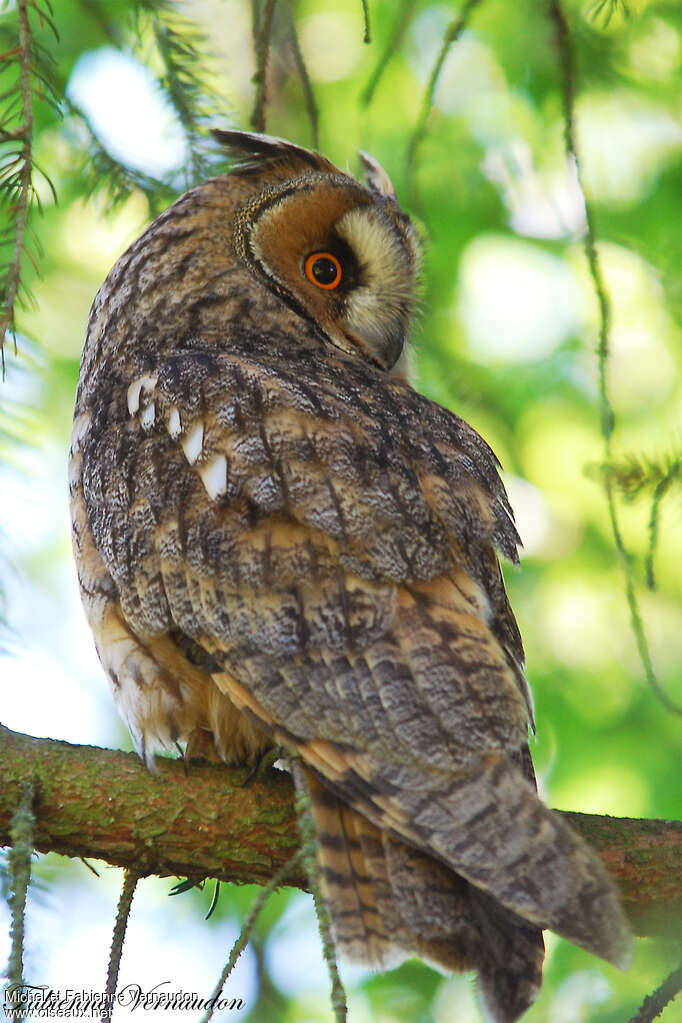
[0,724,680,941]
[0,723,306,889]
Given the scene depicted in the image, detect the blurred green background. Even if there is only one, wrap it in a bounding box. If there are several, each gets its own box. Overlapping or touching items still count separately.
[1,0,680,1020]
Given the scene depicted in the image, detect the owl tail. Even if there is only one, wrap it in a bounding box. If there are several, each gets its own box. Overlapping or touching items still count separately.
[299,767,544,1023]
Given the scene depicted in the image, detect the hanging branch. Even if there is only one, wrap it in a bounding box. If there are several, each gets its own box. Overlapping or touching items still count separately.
[406,0,483,201]
[250,0,278,133]
[359,0,371,45]
[285,2,319,149]
[361,0,416,107]
[69,0,166,213]
[591,453,681,592]
[292,760,347,1023]
[0,0,34,373]
[626,963,682,1023]
[548,0,682,717]
[645,473,675,591]
[148,7,222,187]
[72,2,224,194]
[66,99,174,215]
[102,870,140,1023]
[199,846,306,1023]
[0,0,59,375]
[5,780,35,1023]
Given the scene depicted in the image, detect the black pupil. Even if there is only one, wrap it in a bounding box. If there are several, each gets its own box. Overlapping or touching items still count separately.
[312,257,339,285]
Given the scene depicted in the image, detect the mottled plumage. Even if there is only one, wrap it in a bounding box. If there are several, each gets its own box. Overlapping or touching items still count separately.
[70,131,630,1021]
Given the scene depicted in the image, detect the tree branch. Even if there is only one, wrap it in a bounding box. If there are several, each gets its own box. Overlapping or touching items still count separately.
[0,724,680,938]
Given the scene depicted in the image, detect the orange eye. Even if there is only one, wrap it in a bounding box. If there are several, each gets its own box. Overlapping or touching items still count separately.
[304,252,342,290]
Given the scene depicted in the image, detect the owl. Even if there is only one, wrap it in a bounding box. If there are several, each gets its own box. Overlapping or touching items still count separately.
[69,131,630,1022]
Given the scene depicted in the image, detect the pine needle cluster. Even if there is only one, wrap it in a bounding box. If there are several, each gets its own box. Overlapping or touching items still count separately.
[0,0,59,374]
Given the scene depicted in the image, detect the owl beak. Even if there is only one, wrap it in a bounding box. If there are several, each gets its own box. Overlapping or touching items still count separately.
[341,327,405,372]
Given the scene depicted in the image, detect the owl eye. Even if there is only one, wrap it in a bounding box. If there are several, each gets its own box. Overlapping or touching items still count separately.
[304,252,342,290]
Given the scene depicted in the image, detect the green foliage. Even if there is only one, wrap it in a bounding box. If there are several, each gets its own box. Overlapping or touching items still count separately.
[0,0,60,371]
[1,1,681,1021]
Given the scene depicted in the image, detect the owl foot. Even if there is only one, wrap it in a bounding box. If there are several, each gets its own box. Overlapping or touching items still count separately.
[184,728,224,765]
[243,745,285,785]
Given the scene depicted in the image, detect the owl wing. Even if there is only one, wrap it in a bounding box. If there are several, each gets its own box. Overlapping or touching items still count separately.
[79,340,630,973]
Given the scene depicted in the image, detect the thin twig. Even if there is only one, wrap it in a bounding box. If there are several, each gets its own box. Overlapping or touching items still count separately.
[406,0,483,201]
[359,0,371,44]
[292,761,347,1023]
[286,2,319,149]
[251,0,278,134]
[549,0,682,716]
[251,0,261,40]
[626,964,682,1023]
[102,870,139,1023]
[198,846,307,1023]
[646,469,678,590]
[6,780,35,1023]
[361,0,416,107]
[549,0,613,447]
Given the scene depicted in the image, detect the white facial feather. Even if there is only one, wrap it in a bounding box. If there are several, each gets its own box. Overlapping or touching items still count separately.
[336,207,419,344]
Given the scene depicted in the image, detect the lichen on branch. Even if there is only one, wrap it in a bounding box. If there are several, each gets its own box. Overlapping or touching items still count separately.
[0,724,680,940]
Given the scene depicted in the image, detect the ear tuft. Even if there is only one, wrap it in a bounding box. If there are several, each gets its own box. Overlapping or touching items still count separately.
[212,129,333,174]
[358,150,396,197]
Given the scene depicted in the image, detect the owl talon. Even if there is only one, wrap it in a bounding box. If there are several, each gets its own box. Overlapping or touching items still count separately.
[184,728,222,765]
[243,745,284,785]
[175,741,189,776]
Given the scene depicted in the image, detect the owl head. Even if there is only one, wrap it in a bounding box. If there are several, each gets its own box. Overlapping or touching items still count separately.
[215,131,421,374]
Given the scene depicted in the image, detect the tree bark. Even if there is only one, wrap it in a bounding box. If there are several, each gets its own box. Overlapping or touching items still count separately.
[1,723,680,938]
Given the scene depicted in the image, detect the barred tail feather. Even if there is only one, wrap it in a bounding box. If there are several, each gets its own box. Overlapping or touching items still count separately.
[300,767,544,1023]
[382,835,544,1022]
[302,767,406,969]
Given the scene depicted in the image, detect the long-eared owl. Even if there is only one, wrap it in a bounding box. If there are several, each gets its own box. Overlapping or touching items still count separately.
[69,131,630,1022]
